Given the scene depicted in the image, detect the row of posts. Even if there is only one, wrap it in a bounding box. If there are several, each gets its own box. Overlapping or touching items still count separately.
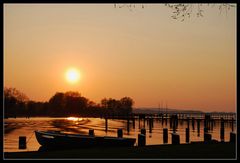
[93,122,236,146]
[137,128,236,147]
[87,115,235,146]
[137,115,236,146]
[19,115,236,149]
[105,114,234,134]
[18,126,236,149]
[104,114,235,147]
[138,127,188,146]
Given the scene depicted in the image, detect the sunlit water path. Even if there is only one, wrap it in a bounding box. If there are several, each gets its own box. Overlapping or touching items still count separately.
[4,117,236,152]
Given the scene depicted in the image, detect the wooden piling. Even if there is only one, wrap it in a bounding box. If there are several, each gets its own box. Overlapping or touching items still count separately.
[19,136,26,149]
[171,133,180,145]
[163,128,168,144]
[141,128,146,135]
[117,129,123,138]
[89,129,94,136]
[187,117,190,129]
[204,133,212,143]
[138,134,146,147]
[186,128,190,143]
[203,127,208,141]
[230,132,236,143]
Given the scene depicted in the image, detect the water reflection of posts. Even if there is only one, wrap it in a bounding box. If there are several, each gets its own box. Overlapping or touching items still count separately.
[210,119,214,131]
[161,115,164,126]
[127,118,130,134]
[132,117,135,129]
[149,121,152,133]
[172,117,176,133]
[231,117,234,132]
[165,114,168,126]
[143,117,146,128]
[192,117,195,131]
[149,118,153,133]
[179,118,183,126]
[220,118,225,142]
[151,117,154,128]
[105,118,108,133]
[175,114,178,128]
[197,119,200,137]
[204,114,211,131]
[138,117,141,129]
[169,115,172,129]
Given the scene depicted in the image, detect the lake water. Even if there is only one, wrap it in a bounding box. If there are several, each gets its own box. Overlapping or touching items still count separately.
[4,117,236,152]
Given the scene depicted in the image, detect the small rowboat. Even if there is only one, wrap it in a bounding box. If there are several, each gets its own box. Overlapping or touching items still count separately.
[35,130,136,148]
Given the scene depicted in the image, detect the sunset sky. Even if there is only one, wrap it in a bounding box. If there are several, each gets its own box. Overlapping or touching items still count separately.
[4,4,236,112]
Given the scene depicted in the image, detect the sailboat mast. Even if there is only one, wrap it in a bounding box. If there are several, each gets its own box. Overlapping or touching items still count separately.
[166,101,168,113]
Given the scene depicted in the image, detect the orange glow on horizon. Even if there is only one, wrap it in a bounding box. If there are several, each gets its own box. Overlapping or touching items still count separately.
[4,4,236,112]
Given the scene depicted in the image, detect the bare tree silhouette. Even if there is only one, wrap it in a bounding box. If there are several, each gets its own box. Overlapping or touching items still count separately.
[114,3,235,21]
[165,3,235,21]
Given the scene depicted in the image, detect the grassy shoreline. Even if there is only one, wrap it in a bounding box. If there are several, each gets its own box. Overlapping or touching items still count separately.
[4,142,236,159]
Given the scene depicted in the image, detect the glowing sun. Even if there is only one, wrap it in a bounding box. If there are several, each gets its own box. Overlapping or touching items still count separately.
[65,68,80,84]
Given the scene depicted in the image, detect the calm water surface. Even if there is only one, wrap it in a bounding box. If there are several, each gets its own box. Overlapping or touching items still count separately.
[4,117,236,152]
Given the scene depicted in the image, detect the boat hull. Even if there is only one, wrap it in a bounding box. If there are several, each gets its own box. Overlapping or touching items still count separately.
[35,131,136,148]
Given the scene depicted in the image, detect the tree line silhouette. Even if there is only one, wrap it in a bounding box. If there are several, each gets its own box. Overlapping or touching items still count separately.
[4,87,134,118]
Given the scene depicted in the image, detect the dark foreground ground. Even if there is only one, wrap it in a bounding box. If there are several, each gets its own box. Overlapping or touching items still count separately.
[4,142,236,159]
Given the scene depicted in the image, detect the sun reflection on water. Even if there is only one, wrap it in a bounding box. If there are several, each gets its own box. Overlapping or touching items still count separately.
[66,117,83,121]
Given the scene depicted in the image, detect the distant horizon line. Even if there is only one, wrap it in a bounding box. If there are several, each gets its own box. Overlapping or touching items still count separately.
[133,107,236,113]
